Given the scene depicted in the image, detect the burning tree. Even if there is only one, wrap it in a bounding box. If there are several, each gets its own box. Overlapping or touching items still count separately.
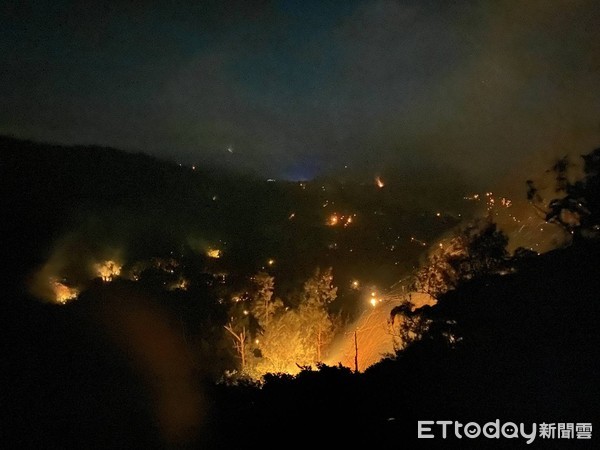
[252,310,312,375]
[298,267,338,363]
[94,260,122,282]
[224,267,342,379]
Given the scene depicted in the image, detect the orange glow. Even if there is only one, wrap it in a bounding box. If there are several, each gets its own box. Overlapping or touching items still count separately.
[97,297,205,446]
[375,176,385,188]
[95,260,122,282]
[327,212,355,227]
[206,248,221,259]
[326,292,437,371]
[51,278,78,304]
[168,278,189,291]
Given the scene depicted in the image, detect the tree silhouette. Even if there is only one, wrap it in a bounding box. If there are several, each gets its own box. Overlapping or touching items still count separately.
[527,148,600,240]
[388,301,429,352]
[413,219,509,298]
[224,320,249,374]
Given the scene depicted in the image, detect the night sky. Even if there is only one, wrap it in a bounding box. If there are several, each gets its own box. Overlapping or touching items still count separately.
[2,0,599,182]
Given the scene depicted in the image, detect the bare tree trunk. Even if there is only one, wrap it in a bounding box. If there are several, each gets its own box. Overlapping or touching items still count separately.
[240,330,246,370]
[225,322,247,372]
[316,327,322,362]
[264,297,269,328]
[354,330,358,373]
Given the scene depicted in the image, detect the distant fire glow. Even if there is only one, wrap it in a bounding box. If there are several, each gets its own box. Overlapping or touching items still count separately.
[327,213,356,227]
[464,192,513,212]
[168,278,189,291]
[375,176,385,188]
[207,248,221,259]
[95,260,122,282]
[51,278,78,304]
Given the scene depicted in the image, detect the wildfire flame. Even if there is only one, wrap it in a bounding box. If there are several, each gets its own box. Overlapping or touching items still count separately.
[95,260,122,282]
[206,249,221,259]
[51,278,79,304]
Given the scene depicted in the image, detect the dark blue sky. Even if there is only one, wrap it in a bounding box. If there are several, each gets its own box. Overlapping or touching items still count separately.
[2,0,599,182]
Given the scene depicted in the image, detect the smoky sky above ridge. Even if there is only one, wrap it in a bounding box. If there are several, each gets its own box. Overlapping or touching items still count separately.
[1,0,599,183]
